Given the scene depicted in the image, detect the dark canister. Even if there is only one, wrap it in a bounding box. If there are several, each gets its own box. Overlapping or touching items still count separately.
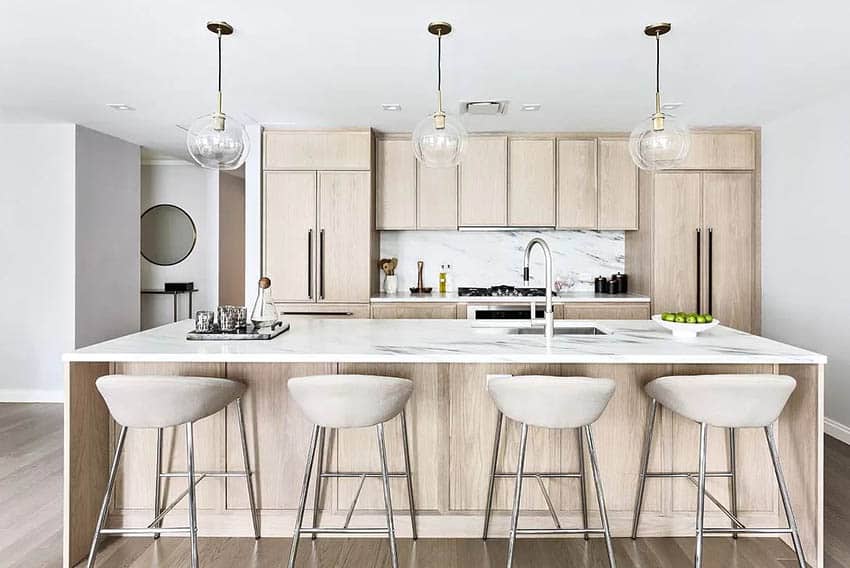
[594,276,609,294]
[608,277,621,294]
[611,272,628,294]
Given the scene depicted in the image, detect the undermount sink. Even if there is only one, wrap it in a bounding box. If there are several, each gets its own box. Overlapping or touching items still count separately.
[474,326,609,336]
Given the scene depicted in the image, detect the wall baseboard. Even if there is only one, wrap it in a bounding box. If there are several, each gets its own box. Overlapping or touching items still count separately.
[825,416,850,446]
[0,389,63,403]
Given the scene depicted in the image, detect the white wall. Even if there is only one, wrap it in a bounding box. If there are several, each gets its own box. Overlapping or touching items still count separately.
[762,92,850,435]
[140,162,219,329]
[75,126,140,347]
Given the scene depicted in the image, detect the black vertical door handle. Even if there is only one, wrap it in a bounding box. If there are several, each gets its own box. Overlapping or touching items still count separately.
[696,228,701,314]
[319,229,325,300]
[708,227,714,314]
[307,229,313,299]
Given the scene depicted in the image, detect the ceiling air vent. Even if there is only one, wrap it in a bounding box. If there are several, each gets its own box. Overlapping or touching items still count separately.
[460,100,510,116]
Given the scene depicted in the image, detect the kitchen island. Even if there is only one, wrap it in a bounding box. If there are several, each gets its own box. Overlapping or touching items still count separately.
[63,319,825,567]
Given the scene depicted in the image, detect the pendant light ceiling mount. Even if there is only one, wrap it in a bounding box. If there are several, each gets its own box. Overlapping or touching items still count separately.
[427,22,452,36]
[206,21,234,35]
[644,22,671,37]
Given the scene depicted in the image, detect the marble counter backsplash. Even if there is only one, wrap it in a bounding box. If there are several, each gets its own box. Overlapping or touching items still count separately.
[379,230,625,291]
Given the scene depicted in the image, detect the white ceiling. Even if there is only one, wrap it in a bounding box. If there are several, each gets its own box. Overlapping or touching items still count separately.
[3,1,849,159]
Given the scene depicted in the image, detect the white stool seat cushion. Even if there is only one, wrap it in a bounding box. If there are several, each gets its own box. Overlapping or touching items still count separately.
[288,375,414,429]
[486,375,616,429]
[645,374,796,428]
[96,375,246,428]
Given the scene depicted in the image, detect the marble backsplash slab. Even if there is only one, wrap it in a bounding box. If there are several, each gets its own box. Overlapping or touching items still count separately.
[379,230,625,292]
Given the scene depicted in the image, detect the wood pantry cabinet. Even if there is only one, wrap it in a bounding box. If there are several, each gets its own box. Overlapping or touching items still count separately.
[262,130,376,306]
[626,131,760,334]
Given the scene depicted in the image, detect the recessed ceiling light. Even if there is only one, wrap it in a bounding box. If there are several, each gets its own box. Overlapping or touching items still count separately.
[107,103,135,111]
[382,104,402,111]
[520,103,542,112]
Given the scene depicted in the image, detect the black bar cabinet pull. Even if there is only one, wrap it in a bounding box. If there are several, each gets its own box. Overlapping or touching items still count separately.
[708,227,714,314]
[319,229,325,300]
[307,229,313,299]
[696,228,701,314]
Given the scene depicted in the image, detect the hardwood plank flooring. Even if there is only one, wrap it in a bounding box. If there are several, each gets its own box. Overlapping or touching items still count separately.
[0,403,847,567]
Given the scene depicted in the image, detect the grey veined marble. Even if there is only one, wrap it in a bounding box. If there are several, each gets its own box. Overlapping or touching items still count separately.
[379,230,625,291]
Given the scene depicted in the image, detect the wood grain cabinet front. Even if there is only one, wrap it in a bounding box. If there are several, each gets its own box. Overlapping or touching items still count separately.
[263,130,372,171]
[556,302,651,320]
[459,136,508,227]
[370,303,459,319]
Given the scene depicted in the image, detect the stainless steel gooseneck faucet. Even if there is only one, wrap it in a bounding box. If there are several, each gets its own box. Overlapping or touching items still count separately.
[522,237,555,338]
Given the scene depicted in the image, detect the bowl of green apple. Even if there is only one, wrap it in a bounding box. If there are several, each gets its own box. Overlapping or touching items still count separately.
[652,312,719,339]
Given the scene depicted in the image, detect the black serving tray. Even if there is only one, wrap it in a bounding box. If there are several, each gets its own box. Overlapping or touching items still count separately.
[186,322,289,341]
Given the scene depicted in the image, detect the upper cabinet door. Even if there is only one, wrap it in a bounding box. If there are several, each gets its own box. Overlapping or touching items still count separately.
[557,139,598,229]
[508,139,555,227]
[652,172,702,315]
[264,171,317,303]
[598,138,639,230]
[417,165,458,229]
[678,131,756,171]
[263,131,372,170]
[318,172,372,303]
[376,139,416,230]
[459,136,508,227]
[702,172,755,332]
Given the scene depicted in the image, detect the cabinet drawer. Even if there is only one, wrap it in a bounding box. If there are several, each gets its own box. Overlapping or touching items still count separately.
[263,130,372,170]
[557,302,650,320]
[370,303,459,319]
[276,303,371,319]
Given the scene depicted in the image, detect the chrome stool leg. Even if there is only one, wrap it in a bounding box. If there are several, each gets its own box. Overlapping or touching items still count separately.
[235,398,261,539]
[377,422,400,568]
[288,425,320,568]
[86,426,128,568]
[728,427,738,539]
[311,426,326,541]
[585,425,616,568]
[400,409,418,540]
[694,423,708,568]
[482,410,503,540]
[577,427,589,541]
[186,422,199,568]
[153,427,163,540]
[506,423,529,568]
[631,398,657,539]
[765,424,807,568]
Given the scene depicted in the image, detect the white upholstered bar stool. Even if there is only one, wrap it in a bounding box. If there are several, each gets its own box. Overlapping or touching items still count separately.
[484,375,617,568]
[287,375,416,568]
[631,374,805,568]
[87,375,260,568]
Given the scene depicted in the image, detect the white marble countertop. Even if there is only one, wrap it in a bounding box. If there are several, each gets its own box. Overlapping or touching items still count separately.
[370,291,651,303]
[65,319,826,365]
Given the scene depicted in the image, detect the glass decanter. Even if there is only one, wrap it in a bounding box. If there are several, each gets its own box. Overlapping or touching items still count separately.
[250,277,279,329]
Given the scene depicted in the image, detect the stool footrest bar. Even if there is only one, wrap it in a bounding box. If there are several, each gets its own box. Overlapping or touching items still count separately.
[100,527,191,535]
[645,471,732,478]
[702,527,793,534]
[299,527,389,534]
[515,528,606,535]
[494,472,581,479]
[321,472,408,479]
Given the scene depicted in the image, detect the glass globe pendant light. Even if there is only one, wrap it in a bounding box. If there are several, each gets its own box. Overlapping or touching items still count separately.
[412,21,468,168]
[629,23,690,171]
[186,21,249,170]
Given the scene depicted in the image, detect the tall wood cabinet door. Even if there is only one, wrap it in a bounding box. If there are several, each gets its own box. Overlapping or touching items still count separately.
[376,139,416,229]
[598,138,639,230]
[417,165,458,229]
[318,172,372,303]
[459,136,508,227]
[508,139,555,226]
[557,139,598,229]
[652,173,702,315]
[264,171,317,302]
[703,172,755,332]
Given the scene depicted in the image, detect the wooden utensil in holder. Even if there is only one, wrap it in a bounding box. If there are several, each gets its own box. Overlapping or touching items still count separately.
[410,260,432,294]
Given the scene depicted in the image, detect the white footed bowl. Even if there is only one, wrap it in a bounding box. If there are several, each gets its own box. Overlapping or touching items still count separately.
[652,314,720,339]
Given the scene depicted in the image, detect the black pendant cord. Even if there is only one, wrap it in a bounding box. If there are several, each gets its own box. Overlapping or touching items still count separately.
[217,30,223,94]
[655,31,661,95]
[437,32,442,94]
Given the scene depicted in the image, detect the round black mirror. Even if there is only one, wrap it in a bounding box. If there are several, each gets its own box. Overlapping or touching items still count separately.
[140,204,197,266]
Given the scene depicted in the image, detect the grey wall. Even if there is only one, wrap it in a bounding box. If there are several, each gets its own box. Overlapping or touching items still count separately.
[762,92,850,431]
[74,126,140,348]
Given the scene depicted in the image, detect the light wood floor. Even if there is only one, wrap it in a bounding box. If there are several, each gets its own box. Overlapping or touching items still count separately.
[2,403,847,567]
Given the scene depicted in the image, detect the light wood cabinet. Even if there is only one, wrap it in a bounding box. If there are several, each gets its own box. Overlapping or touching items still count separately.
[370,303,459,319]
[263,130,371,170]
[459,136,508,227]
[678,131,756,171]
[376,139,416,230]
[418,165,458,229]
[275,303,371,319]
[318,172,372,303]
[556,302,650,320]
[508,138,555,227]
[598,138,639,230]
[263,171,373,304]
[557,139,597,229]
[263,171,318,303]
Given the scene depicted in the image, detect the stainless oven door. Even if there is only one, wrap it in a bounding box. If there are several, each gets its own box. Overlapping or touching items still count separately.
[466,304,546,321]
